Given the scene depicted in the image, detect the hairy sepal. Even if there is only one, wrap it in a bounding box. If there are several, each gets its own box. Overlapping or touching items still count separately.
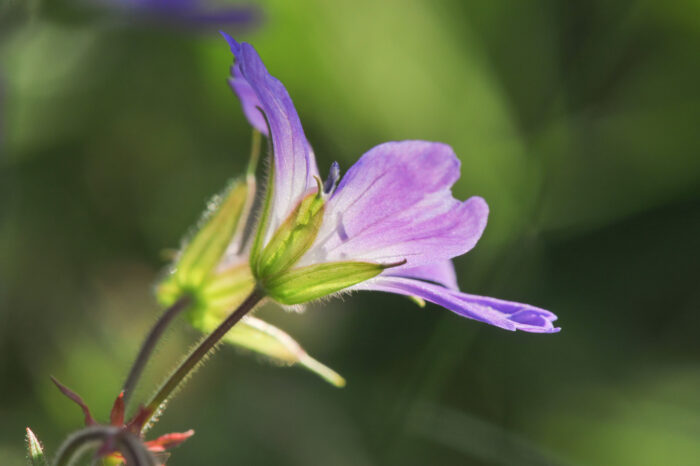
[158,177,252,306]
[263,261,385,305]
[188,264,256,327]
[254,190,325,280]
[25,428,48,466]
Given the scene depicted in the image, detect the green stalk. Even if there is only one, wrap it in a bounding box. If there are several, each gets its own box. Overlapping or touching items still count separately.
[121,295,192,406]
[144,290,265,421]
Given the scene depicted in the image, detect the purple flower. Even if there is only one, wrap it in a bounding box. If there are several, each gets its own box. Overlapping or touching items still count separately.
[223,33,559,333]
[98,0,261,29]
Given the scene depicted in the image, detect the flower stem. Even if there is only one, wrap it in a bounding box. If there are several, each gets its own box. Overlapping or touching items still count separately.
[53,426,118,466]
[144,289,265,418]
[121,295,192,406]
[116,432,157,466]
[53,426,156,466]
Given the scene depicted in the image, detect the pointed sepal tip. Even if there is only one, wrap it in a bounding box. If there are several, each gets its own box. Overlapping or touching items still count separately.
[25,427,48,466]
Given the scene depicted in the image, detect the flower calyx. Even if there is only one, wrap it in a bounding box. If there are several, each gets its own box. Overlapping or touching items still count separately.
[252,181,326,282]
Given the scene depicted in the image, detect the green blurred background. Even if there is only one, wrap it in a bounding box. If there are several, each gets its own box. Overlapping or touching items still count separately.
[2,0,700,464]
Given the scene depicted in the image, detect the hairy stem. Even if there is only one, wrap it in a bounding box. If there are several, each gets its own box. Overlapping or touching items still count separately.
[121,295,192,406]
[145,290,265,419]
[53,426,156,466]
[53,426,118,466]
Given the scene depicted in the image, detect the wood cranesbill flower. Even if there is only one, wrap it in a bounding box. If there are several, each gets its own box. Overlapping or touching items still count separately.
[43,32,561,466]
[223,33,559,333]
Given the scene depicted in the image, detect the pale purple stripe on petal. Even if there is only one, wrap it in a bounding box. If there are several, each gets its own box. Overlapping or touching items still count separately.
[353,276,559,333]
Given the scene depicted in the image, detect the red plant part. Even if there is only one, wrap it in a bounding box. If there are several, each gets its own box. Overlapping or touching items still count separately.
[51,377,194,464]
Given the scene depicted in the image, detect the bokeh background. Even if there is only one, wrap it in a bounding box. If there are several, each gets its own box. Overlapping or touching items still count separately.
[2,0,700,464]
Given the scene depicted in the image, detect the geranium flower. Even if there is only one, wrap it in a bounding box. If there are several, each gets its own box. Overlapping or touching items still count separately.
[222,33,559,333]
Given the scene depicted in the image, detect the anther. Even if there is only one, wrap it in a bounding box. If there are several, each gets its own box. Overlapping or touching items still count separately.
[323,161,341,195]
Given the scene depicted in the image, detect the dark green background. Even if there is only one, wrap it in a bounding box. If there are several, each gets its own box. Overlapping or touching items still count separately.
[2,0,699,464]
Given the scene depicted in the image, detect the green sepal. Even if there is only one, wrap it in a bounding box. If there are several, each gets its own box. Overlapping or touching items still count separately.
[254,188,325,280]
[200,314,345,387]
[263,261,385,305]
[157,176,252,309]
[25,427,48,466]
[190,264,256,327]
[174,178,250,287]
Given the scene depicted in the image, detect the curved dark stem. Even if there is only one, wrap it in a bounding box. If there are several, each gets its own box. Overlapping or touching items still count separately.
[53,426,118,466]
[116,432,157,466]
[145,289,264,419]
[121,295,192,406]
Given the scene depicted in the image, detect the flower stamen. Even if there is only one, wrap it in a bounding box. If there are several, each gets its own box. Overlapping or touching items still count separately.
[323,161,340,195]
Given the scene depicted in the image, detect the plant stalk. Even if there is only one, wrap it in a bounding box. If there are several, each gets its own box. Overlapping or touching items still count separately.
[53,426,118,466]
[121,295,192,406]
[144,289,265,418]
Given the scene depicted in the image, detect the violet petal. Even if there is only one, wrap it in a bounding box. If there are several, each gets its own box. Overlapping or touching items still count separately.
[397,261,459,291]
[222,33,319,239]
[354,276,559,333]
[299,141,488,269]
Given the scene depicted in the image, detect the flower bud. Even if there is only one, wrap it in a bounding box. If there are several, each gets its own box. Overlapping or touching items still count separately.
[25,428,47,466]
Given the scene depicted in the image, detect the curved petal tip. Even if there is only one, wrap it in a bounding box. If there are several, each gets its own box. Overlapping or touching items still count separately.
[220,31,239,51]
[506,308,560,333]
[354,276,560,334]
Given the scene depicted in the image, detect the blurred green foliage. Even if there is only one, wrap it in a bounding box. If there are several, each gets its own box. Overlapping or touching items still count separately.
[1,0,699,465]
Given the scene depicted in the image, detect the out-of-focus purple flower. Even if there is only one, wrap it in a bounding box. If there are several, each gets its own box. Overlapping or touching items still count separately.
[98,0,261,29]
[223,33,560,333]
